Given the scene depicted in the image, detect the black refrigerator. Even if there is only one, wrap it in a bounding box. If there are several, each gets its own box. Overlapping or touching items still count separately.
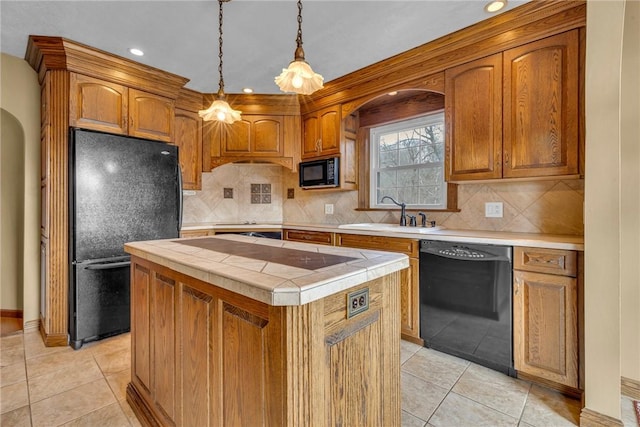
[69,128,181,349]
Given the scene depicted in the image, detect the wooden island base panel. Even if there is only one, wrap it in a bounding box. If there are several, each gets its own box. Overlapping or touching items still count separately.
[124,234,408,426]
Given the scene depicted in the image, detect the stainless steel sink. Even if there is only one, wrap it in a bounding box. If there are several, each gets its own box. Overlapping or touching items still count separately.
[337,223,442,234]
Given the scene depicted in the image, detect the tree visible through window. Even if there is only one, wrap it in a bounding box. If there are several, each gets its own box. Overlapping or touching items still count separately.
[370,112,446,209]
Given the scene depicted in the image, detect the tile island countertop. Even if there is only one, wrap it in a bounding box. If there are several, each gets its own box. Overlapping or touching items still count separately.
[124,234,409,306]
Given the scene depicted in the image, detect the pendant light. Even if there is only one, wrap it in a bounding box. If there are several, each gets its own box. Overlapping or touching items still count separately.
[199,0,241,124]
[274,0,324,95]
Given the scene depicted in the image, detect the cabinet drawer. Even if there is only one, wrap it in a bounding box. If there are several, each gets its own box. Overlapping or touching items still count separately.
[283,229,334,245]
[514,247,577,277]
[336,233,418,257]
[180,230,212,238]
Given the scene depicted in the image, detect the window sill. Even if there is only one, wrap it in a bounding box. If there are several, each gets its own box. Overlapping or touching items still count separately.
[354,207,461,213]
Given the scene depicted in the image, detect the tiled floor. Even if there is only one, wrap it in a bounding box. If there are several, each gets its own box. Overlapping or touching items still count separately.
[1,330,638,426]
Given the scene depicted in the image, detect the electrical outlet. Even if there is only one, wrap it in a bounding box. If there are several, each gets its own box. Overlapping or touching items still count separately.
[324,204,334,215]
[485,202,504,218]
[347,288,369,318]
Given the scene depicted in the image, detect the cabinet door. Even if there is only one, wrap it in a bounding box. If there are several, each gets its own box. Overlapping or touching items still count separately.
[129,89,174,142]
[301,114,320,158]
[318,106,341,155]
[222,115,283,157]
[513,270,578,388]
[301,106,341,159]
[174,109,203,190]
[503,31,579,178]
[69,73,128,134]
[445,53,503,181]
[400,258,420,340]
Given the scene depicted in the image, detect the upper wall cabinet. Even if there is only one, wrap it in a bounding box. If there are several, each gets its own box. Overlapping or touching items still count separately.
[502,31,579,179]
[444,30,580,182]
[221,115,284,157]
[128,89,174,142]
[69,74,129,135]
[302,105,341,159]
[69,74,175,142]
[173,109,203,190]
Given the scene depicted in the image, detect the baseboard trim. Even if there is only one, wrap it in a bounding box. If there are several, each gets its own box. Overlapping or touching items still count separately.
[622,376,640,400]
[580,408,624,426]
[516,371,582,399]
[126,383,164,427]
[23,319,40,332]
[39,320,68,347]
[0,309,23,318]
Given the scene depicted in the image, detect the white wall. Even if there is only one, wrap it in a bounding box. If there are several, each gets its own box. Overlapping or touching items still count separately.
[619,0,640,387]
[584,0,639,420]
[0,53,41,324]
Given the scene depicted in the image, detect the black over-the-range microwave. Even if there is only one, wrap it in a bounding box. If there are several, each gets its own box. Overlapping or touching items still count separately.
[299,157,339,189]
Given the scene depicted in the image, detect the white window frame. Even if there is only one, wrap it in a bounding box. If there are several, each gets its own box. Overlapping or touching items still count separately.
[369,111,446,210]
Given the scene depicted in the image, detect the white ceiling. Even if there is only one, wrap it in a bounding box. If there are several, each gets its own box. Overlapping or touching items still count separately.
[1,0,530,95]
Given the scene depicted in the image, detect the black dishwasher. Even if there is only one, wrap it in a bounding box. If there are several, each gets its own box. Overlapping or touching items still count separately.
[419,240,515,376]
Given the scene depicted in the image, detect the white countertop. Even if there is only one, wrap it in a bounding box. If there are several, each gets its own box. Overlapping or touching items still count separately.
[125,234,409,307]
[180,222,584,251]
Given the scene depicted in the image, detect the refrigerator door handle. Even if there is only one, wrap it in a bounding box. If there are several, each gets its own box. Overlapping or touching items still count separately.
[177,164,183,232]
[83,260,131,270]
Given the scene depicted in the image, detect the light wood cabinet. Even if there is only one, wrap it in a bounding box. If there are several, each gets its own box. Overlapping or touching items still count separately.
[69,73,174,142]
[69,73,129,135]
[503,31,579,178]
[445,30,580,182]
[283,228,334,245]
[173,109,203,190]
[128,255,401,426]
[513,246,579,390]
[335,233,420,343]
[302,105,341,159]
[221,115,283,157]
[179,229,212,238]
[445,53,503,181]
[128,89,174,142]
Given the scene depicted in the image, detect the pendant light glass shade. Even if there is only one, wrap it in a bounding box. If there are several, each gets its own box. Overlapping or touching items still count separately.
[199,0,241,123]
[198,93,242,124]
[275,0,323,95]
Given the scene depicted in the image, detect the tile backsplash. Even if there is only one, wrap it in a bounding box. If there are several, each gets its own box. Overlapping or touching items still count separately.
[182,164,283,224]
[183,164,584,235]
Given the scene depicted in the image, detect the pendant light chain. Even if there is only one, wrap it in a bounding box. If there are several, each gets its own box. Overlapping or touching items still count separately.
[296,0,303,49]
[218,0,225,95]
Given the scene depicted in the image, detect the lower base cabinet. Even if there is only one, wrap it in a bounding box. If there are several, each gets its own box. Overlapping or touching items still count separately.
[127,256,401,426]
[513,247,580,391]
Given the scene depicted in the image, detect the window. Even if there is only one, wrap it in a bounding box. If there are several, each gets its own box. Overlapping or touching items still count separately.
[370,112,446,209]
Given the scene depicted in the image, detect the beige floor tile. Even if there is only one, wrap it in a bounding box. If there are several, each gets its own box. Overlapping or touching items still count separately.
[0,339,25,367]
[26,346,93,379]
[430,392,519,427]
[119,399,143,427]
[401,371,449,422]
[0,334,23,350]
[30,378,116,427]
[60,402,130,427]
[0,380,29,414]
[28,357,103,403]
[95,348,131,376]
[402,409,427,427]
[401,339,422,365]
[23,330,68,360]
[106,368,131,401]
[402,347,469,390]
[520,384,580,427]
[0,405,31,427]
[452,363,531,419]
[0,361,26,387]
[86,333,130,357]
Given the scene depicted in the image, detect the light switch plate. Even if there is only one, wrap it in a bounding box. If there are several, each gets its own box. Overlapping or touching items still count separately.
[485,202,504,218]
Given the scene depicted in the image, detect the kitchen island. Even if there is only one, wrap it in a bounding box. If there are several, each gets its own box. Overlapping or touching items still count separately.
[124,234,408,426]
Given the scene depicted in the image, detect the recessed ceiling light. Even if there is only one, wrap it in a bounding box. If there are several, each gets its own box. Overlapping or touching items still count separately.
[128,48,144,56]
[242,87,254,94]
[485,0,507,13]
[387,91,398,96]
